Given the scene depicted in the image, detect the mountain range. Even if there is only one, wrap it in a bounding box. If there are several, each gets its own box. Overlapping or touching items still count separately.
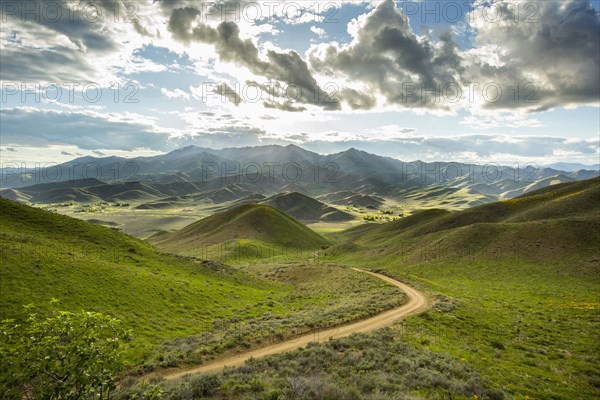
[1,145,598,210]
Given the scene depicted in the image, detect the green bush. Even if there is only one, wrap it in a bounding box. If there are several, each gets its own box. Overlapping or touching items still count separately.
[0,303,130,399]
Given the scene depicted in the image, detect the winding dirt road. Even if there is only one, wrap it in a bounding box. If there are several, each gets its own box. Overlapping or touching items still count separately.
[159,268,430,380]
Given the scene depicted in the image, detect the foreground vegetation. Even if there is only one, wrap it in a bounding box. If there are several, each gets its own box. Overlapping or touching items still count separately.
[380,260,600,399]
[144,263,405,373]
[0,198,404,375]
[0,198,284,367]
[1,304,129,399]
[118,328,502,400]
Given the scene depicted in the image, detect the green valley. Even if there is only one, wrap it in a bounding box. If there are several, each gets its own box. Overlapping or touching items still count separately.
[1,161,599,400]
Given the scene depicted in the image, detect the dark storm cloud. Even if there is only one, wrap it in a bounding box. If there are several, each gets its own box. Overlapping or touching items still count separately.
[214,83,242,106]
[339,88,376,110]
[2,0,598,115]
[0,47,98,82]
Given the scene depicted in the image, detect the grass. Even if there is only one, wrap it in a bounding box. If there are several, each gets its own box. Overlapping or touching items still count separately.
[145,263,406,372]
[0,199,284,366]
[384,258,600,399]
[0,198,405,375]
[316,178,600,398]
[263,191,354,222]
[149,203,330,263]
[117,248,600,398]
[117,328,504,400]
[4,177,600,399]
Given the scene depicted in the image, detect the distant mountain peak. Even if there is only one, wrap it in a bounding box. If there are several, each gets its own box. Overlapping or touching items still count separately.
[284,143,317,155]
[169,145,204,153]
[342,147,369,156]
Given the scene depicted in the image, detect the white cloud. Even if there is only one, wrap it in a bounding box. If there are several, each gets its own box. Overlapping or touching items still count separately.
[0,107,175,151]
[308,0,600,112]
[460,112,544,129]
[161,88,191,100]
[310,26,327,38]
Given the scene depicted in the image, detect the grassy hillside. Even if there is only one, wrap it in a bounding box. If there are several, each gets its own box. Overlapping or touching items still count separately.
[322,177,600,398]
[318,191,385,208]
[0,198,294,366]
[1,199,408,377]
[342,178,600,251]
[262,191,354,221]
[150,203,330,263]
[0,188,31,203]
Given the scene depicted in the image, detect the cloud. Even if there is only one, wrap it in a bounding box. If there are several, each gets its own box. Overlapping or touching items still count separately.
[460,111,544,129]
[308,0,464,111]
[166,8,341,110]
[185,125,269,148]
[0,0,157,85]
[285,133,309,142]
[4,0,596,115]
[2,105,598,163]
[161,88,191,100]
[300,134,599,163]
[465,0,600,111]
[339,88,377,110]
[0,107,280,156]
[308,0,599,112]
[310,26,327,38]
[0,107,172,151]
[263,101,306,112]
[214,83,241,106]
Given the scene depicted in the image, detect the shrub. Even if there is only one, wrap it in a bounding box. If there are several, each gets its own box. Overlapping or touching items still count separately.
[0,303,130,400]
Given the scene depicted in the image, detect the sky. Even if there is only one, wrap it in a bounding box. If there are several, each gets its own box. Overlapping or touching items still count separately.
[1,0,599,166]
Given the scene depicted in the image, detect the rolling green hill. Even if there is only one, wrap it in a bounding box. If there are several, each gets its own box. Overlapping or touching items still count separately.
[318,191,385,208]
[334,177,600,260]
[262,191,354,221]
[0,198,293,365]
[150,203,330,262]
[323,177,600,398]
[0,188,31,203]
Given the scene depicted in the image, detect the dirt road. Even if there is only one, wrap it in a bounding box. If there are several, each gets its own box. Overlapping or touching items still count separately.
[160,268,430,380]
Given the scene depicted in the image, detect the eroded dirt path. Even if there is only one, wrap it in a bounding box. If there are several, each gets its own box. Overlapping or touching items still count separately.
[157,268,430,380]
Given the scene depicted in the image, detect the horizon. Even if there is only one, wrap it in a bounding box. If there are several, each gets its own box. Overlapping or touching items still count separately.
[2,143,599,172]
[1,0,599,166]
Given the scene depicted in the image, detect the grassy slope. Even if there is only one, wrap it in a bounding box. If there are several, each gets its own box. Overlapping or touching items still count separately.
[262,192,354,221]
[1,199,405,374]
[334,177,600,255]
[0,198,289,365]
[324,177,600,399]
[150,203,330,262]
